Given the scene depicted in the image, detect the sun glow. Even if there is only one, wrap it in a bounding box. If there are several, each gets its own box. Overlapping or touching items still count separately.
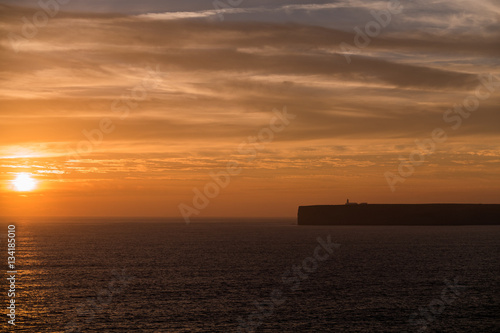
[12,173,38,192]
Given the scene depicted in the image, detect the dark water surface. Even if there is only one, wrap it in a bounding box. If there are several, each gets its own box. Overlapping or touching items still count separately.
[0,218,498,332]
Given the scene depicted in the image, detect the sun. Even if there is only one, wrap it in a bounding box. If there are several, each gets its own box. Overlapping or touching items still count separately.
[12,173,38,192]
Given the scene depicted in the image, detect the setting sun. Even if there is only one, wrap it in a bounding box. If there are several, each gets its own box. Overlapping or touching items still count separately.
[12,173,38,192]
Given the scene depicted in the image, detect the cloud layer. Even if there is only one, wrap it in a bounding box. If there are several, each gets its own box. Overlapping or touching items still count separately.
[0,2,499,216]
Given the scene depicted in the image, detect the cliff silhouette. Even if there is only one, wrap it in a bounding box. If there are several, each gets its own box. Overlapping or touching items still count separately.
[298,204,500,225]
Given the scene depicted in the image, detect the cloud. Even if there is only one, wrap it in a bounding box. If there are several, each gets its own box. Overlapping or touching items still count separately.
[0,4,499,211]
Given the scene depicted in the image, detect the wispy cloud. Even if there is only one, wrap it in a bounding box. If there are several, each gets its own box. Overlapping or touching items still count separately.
[1,2,499,215]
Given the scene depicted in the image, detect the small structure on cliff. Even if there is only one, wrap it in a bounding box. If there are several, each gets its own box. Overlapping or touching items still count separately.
[345,199,367,206]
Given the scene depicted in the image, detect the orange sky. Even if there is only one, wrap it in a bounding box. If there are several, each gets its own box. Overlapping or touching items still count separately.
[1,3,499,217]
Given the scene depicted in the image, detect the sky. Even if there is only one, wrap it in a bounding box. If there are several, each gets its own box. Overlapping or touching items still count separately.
[0,0,499,217]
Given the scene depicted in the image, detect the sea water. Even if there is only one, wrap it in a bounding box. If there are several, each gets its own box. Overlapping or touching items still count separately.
[0,217,498,332]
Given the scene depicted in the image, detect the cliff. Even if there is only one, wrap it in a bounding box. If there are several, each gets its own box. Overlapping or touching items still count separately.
[297,204,500,225]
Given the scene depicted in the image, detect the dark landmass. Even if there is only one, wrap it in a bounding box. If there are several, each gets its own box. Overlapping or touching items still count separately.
[298,204,500,225]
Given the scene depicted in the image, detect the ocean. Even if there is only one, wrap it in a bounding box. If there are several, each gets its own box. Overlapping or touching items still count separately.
[0,218,498,332]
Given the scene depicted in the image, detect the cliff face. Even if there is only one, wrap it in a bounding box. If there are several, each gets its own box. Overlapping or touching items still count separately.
[297,204,500,225]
